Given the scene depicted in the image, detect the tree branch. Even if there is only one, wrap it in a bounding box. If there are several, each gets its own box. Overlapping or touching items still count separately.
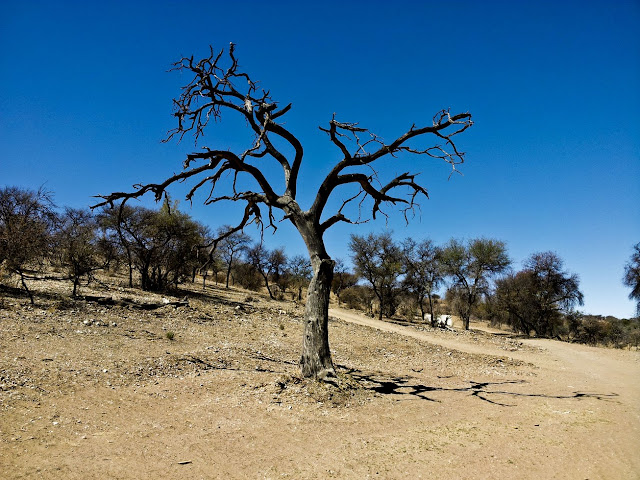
[311,109,472,223]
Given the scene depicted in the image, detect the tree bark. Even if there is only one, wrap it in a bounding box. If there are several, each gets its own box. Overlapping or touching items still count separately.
[296,217,336,379]
[301,256,335,379]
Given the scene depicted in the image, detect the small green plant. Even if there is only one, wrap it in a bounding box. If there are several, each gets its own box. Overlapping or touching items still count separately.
[279,324,285,331]
[165,331,175,341]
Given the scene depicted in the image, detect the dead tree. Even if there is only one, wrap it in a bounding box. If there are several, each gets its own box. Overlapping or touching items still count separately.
[94,44,472,379]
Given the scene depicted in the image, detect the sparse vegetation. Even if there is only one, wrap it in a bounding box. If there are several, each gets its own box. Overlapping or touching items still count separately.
[0,185,634,350]
[623,242,640,316]
[0,269,637,479]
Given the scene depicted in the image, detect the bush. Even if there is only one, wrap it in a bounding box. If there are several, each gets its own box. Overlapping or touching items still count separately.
[340,286,373,312]
[233,262,263,291]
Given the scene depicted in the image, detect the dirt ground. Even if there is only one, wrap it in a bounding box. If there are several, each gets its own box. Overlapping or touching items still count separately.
[1,277,639,479]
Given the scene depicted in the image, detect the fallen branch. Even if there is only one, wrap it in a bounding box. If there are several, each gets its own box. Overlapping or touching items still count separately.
[83,295,189,310]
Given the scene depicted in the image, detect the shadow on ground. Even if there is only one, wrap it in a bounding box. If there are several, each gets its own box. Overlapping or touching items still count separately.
[335,366,619,407]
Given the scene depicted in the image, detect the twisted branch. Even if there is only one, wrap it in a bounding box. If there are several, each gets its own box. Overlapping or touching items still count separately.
[93,44,472,257]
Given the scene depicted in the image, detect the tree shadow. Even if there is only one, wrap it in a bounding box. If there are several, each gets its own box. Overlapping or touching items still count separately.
[0,283,75,305]
[337,366,619,407]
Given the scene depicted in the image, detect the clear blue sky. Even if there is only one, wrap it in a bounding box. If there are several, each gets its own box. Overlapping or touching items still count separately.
[1,1,638,318]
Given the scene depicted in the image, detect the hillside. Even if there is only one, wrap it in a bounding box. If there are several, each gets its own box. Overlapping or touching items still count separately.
[1,277,638,479]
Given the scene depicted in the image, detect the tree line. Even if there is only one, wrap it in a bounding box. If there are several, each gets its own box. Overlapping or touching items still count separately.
[0,185,314,303]
[344,231,639,349]
[1,184,639,351]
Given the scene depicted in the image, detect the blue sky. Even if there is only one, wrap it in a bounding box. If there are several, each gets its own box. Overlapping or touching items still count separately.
[1,1,638,317]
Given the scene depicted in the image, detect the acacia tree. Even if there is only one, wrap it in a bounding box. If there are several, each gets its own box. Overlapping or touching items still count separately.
[99,200,205,291]
[0,186,56,304]
[217,226,251,288]
[97,204,136,287]
[198,233,223,289]
[350,232,404,320]
[402,238,443,326]
[441,238,510,330]
[623,242,640,316]
[53,208,107,296]
[331,258,358,306]
[287,254,312,301]
[94,45,472,379]
[245,242,285,299]
[491,252,583,337]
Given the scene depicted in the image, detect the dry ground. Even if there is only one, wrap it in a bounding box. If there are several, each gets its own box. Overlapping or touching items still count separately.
[1,277,638,479]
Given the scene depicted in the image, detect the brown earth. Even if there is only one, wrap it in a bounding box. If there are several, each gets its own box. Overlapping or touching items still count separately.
[1,277,638,479]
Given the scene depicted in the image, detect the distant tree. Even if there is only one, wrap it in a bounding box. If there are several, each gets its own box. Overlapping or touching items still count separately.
[402,238,443,326]
[623,242,640,316]
[198,236,223,289]
[491,252,583,337]
[287,254,312,301]
[268,247,288,294]
[94,224,120,273]
[218,226,251,289]
[153,199,207,290]
[245,242,287,299]
[97,205,136,287]
[233,260,263,291]
[53,208,106,296]
[0,186,56,304]
[350,232,403,320]
[331,258,358,306]
[340,285,374,312]
[100,199,205,291]
[93,45,472,378]
[441,238,510,330]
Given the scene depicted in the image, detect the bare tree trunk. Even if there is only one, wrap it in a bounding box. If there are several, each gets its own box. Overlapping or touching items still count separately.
[225,261,232,289]
[116,223,134,288]
[418,294,426,325]
[297,218,335,379]
[19,270,34,305]
[428,294,437,327]
[301,257,335,379]
[202,269,208,291]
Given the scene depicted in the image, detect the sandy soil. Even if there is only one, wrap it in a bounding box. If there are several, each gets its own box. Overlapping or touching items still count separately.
[1,279,638,479]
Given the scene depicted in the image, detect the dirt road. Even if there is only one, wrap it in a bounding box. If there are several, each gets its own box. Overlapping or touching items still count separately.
[330,306,640,479]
